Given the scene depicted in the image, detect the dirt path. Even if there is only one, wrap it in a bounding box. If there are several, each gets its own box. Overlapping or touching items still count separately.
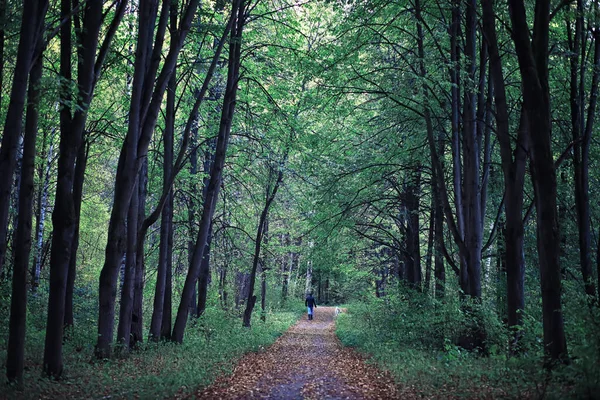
[194,307,398,399]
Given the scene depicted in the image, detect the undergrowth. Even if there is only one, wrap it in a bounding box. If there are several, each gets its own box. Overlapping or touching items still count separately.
[335,286,600,399]
[1,304,300,399]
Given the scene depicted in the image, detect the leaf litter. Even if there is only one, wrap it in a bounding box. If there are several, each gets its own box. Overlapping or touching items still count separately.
[186,307,400,399]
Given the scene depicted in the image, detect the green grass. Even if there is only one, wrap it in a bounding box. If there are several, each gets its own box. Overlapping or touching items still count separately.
[1,307,300,399]
[335,289,600,399]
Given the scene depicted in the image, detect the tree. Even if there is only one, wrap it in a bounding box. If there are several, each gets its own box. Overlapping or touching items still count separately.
[44,0,127,375]
[507,0,568,362]
[172,0,246,342]
[0,0,48,276]
[482,0,528,353]
[96,0,202,358]
[243,161,285,327]
[6,33,44,386]
[569,0,599,300]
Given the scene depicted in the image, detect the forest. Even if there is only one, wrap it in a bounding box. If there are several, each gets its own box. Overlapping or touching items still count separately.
[0,0,599,398]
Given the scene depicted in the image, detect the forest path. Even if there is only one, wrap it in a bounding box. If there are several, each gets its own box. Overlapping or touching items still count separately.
[192,307,398,399]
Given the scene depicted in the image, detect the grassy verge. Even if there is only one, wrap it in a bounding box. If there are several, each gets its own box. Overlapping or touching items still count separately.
[335,292,600,399]
[1,308,300,399]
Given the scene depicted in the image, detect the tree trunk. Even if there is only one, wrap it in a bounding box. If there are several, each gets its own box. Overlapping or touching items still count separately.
[64,140,89,329]
[116,179,138,351]
[162,2,176,338]
[404,169,421,289]
[96,0,159,358]
[196,222,214,317]
[482,0,528,353]
[195,138,217,317]
[161,229,173,340]
[149,15,177,338]
[172,0,245,342]
[433,187,445,299]
[0,0,48,276]
[187,126,198,310]
[31,131,54,292]
[588,8,600,302]
[0,0,6,111]
[131,161,147,347]
[195,146,215,317]
[44,0,77,376]
[6,47,43,386]
[305,259,313,296]
[571,0,598,298]
[260,265,267,322]
[449,0,467,294]
[462,0,482,299]
[97,0,208,356]
[47,0,124,371]
[424,199,434,294]
[243,166,284,328]
[507,0,568,363]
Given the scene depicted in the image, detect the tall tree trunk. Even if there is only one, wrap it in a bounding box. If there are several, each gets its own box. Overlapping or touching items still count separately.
[96,0,159,358]
[450,0,467,294]
[305,259,313,295]
[187,125,198,311]
[424,199,434,294]
[280,234,291,302]
[416,0,465,299]
[172,0,245,342]
[507,0,568,362]
[196,139,217,317]
[588,4,600,302]
[64,140,89,329]
[47,0,124,372]
[196,222,214,316]
[404,169,421,289]
[433,186,445,298]
[31,131,54,292]
[462,0,482,299]
[242,149,285,327]
[260,219,269,322]
[0,0,48,276]
[150,12,177,338]
[161,1,176,340]
[6,46,43,386]
[482,0,528,352]
[479,57,493,229]
[96,0,206,357]
[571,0,598,298]
[194,130,217,316]
[0,0,6,111]
[160,224,173,340]
[98,0,162,355]
[131,161,147,347]
[43,0,76,376]
[116,178,138,351]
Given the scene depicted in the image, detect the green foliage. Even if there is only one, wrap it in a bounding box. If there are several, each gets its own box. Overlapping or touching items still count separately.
[0,305,299,399]
[335,286,598,398]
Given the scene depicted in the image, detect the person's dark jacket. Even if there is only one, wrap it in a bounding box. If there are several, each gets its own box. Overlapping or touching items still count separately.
[305,295,317,309]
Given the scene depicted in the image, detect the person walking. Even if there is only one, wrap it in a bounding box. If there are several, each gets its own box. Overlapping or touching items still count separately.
[305,293,317,320]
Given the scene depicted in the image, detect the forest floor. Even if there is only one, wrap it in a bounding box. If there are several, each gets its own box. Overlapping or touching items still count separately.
[188,307,400,399]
